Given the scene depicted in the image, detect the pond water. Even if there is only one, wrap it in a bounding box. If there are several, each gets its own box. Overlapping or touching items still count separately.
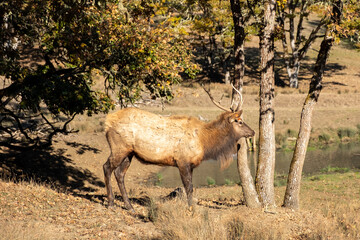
[156,142,360,187]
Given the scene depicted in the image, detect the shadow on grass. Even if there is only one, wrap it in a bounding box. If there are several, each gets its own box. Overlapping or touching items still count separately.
[65,141,101,154]
[0,144,104,195]
[197,199,245,209]
[0,144,162,210]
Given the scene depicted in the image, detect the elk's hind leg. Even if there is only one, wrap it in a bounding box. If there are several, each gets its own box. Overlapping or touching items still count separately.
[114,154,134,212]
[103,156,116,206]
[104,151,130,207]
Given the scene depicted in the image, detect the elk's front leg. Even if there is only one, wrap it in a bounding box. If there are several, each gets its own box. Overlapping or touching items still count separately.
[178,164,194,206]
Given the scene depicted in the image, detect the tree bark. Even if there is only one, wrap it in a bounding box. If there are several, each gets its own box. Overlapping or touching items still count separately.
[255,0,276,207]
[230,0,246,112]
[283,36,334,209]
[237,138,261,207]
[288,61,300,88]
[230,0,261,208]
[283,0,342,208]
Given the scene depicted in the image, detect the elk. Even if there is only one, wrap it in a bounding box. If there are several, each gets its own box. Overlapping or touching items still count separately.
[103,88,254,211]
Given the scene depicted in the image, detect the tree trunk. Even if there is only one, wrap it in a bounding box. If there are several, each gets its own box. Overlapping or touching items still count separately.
[283,36,335,209]
[287,60,300,88]
[237,138,261,207]
[230,0,246,112]
[255,0,276,207]
[283,0,342,209]
[230,0,261,208]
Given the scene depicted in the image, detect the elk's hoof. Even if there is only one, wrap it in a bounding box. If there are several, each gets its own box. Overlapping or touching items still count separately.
[125,204,135,213]
[107,201,115,208]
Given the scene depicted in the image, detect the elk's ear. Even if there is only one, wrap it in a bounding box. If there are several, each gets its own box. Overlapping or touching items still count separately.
[229,112,243,123]
[238,110,243,117]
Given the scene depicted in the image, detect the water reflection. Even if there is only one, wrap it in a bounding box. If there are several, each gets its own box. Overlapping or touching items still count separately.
[158,142,360,187]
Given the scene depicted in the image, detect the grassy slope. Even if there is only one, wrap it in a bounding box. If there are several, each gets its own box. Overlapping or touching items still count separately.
[1,171,359,239]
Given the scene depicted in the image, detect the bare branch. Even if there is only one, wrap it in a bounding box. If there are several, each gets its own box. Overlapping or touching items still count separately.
[298,17,327,61]
[295,0,309,47]
[3,108,32,141]
[40,113,78,147]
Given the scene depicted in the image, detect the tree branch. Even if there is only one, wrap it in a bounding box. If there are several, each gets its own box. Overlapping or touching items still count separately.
[298,17,327,61]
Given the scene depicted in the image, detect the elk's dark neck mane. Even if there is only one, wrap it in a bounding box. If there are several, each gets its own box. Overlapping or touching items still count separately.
[200,113,237,169]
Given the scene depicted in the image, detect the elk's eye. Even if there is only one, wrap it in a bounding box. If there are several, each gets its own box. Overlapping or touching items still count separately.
[235,118,242,124]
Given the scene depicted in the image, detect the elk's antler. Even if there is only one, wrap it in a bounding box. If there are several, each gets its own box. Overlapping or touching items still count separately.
[202,85,231,112]
[231,83,243,110]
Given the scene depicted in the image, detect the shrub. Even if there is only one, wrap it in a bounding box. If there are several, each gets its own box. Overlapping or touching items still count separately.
[155,173,163,186]
[275,132,285,146]
[206,177,216,186]
[225,178,234,186]
[318,132,331,143]
[274,174,288,187]
[337,128,357,140]
[287,129,298,138]
[320,166,350,174]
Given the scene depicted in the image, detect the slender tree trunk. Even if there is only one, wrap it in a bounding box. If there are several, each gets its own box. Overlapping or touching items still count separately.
[230,0,261,208]
[283,0,342,209]
[237,138,261,207]
[287,60,300,88]
[255,0,276,207]
[283,36,334,209]
[230,0,246,112]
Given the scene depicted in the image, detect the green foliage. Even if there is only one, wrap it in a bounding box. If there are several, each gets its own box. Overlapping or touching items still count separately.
[206,176,216,186]
[275,132,286,146]
[287,129,298,138]
[0,0,198,147]
[225,178,235,186]
[274,174,287,187]
[356,124,360,133]
[276,130,298,150]
[337,127,357,139]
[318,132,331,144]
[321,166,350,174]
[155,173,163,186]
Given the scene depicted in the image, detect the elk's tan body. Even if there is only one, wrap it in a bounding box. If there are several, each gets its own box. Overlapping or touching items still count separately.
[105,108,204,167]
[103,107,255,211]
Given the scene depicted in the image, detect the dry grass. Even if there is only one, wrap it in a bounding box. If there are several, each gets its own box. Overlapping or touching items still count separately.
[0,220,62,240]
[145,190,350,240]
[1,163,360,239]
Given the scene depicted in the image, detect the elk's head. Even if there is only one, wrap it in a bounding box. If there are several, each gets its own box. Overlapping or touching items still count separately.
[227,110,255,138]
[203,84,255,139]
